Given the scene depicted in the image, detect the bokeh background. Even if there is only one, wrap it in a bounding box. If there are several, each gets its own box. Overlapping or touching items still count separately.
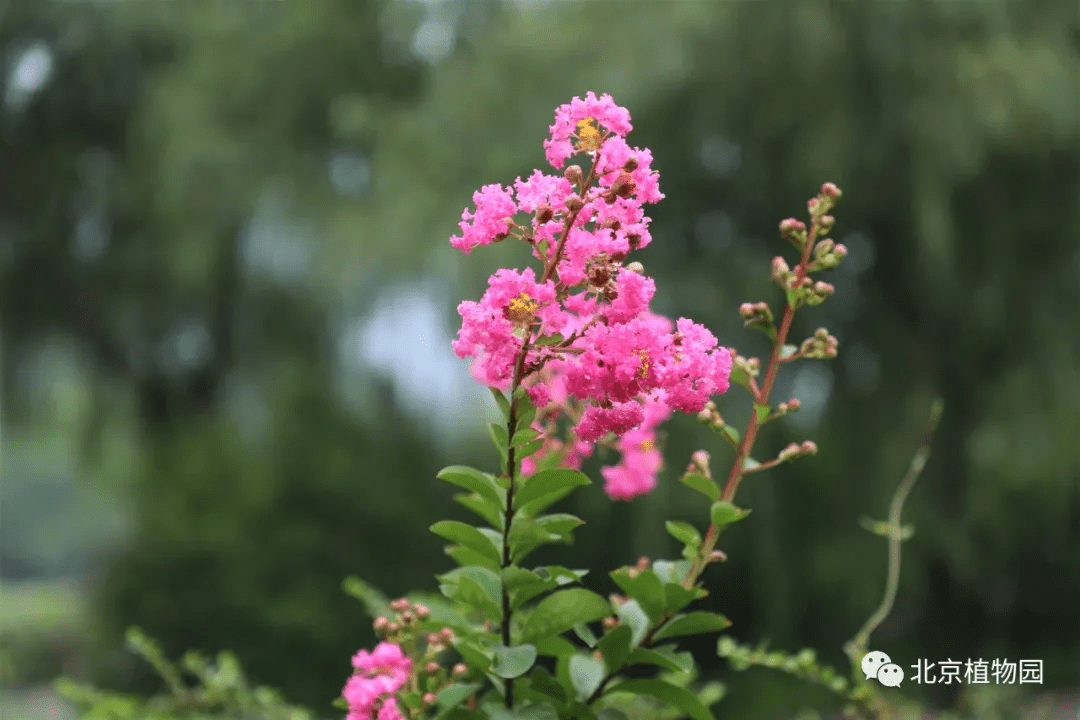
[2,0,1078,718]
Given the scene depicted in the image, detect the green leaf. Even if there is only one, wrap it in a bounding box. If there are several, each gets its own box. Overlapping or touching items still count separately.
[439,566,501,601]
[342,576,389,619]
[780,344,799,359]
[680,473,720,502]
[515,400,538,434]
[625,647,687,673]
[454,640,493,672]
[512,428,541,447]
[516,468,591,510]
[653,611,732,641]
[437,466,505,510]
[489,423,510,460]
[742,457,761,472]
[573,623,599,648]
[454,493,504,529]
[502,566,542,590]
[520,588,611,644]
[597,709,630,720]
[490,388,511,420]
[720,425,741,445]
[508,517,559,562]
[615,599,650,647]
[446,545,499,571]
[709,502,751,533]
[665,521,701,549]
[532,635,577,658]
[652,560,692,585]
[608,679,716,720]
[729,364,752,393]
[450,576,502,621]
[536,513,584,539]
[491,644,538,679]
[435,682,482,711]
[596,624,633,674]
[490,704,559,720]
[519,438,546,459]
[430,521,502,565]
[529,666,567,704]
[753,403,770,423]
[610,569,665,622]
[663,583,703,615]
[533,333,565,347]
[569,654,605,701]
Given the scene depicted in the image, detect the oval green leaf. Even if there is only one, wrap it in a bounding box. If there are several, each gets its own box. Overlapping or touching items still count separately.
[520,588,611,644]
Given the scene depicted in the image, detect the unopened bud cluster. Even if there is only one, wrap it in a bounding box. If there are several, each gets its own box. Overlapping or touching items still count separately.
[739,301,775,333]
[696,401,725,430]
[811,238,848,271]
[373,598,432,642]
[733,354,761,379]
[626,555,651,579]
[777,440,819,463]
[686,449,713,479]
[799,328,839,360]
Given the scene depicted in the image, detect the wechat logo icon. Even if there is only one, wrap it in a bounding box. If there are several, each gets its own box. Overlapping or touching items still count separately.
[863,650,904,687]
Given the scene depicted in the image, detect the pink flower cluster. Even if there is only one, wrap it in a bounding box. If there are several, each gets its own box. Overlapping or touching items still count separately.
[451,92,733,500]
[342,642,412,720]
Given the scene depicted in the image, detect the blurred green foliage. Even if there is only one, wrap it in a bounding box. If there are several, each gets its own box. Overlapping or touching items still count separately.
[2,0,1078,718]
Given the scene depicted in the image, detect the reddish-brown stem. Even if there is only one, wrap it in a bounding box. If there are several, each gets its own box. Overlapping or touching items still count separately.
[683,219,821,588]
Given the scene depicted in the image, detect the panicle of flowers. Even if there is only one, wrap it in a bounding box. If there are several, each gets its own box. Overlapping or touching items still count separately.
[343,598,466,720]
[450,92,733,500]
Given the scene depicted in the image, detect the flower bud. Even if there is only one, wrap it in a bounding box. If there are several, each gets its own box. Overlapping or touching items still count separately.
[611,173,636,199]
[535,204,554,224]
[807,197,820,213]
[801,440,818,455]
[814,238,835,258]
[709,550,728,563]
[625,261,645,274]
[565,195,585,212]
[602,616,619,630]
[637,556,650,569]
[390,598,410,613]
[423,692,438,706]
[564,165,584,185]
[415,604,431,619]
[452,663,469,677]
[373,616,389,633]
[786,398,801,412]
[440,627,455,642]
[833,243,848,258]
[426,662,440,674]
[387,622,401,634]
[622,156,639,172]
[779,218,804,236]
[821,182,841,199]
[401,610,415,624]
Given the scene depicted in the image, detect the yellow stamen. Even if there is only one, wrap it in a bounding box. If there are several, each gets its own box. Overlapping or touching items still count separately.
[640,439,655,452]
[576,118,603,152]
[633,348,650,379]
[507,292,539,324]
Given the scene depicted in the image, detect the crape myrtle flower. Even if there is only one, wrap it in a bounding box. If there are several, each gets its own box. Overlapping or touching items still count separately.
[450,93,732,499]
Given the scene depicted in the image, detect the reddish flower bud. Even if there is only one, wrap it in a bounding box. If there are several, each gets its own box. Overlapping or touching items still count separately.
[423,692,438,706]
[564,165,584,185]
[452,663,469,677]
[821,182,841,199]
